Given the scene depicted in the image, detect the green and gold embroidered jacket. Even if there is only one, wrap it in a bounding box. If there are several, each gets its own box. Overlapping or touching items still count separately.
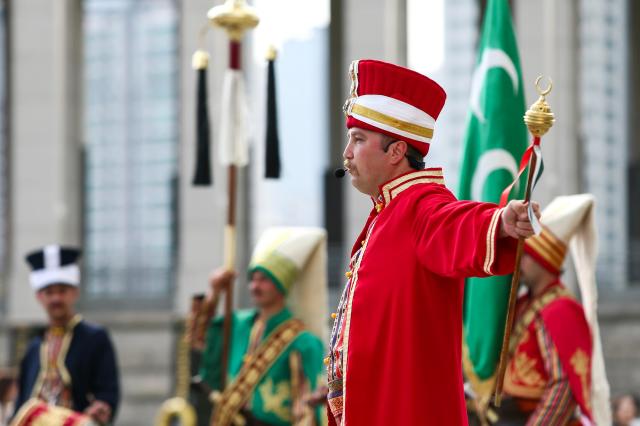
[199,308,324,425]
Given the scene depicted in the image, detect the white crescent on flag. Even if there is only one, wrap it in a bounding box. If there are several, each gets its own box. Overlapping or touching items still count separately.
[469,48,519,123]
[471,148,518,202]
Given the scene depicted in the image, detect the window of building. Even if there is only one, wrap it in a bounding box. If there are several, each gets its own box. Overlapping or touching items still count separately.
[579,0,632,289]
[82,0,179,305]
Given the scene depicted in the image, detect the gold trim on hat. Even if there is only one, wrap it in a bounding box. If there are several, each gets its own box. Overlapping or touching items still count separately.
[350,103,434,139]
[349,60,359,98]
[525,227,567,271]
[250,251,299,294]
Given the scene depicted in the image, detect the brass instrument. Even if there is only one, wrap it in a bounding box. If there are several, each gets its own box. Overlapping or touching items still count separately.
[155,295,207,426]
[155,397,197,426]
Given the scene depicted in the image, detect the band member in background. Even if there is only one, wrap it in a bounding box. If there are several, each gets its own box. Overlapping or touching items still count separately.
[14,245,120,425]
[196,227,328,426]
[499,194,611,425]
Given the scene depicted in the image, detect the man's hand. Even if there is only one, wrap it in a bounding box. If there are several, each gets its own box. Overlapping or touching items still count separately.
[305,385,328,407]
[84,400,112,425]
[499,200,541,239]
[208,268,236,294]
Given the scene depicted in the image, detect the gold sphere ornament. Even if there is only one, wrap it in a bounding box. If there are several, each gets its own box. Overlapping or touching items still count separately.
[524,76,555,137]
[208,0,260,41]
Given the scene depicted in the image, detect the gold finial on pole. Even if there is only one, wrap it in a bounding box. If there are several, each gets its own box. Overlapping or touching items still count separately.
[524,76,555,137]
[265,44,277,61]
[207,0,260,41]
[192,50,210,70]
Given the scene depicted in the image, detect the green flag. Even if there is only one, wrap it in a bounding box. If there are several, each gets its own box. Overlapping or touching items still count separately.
[458,0,528,397]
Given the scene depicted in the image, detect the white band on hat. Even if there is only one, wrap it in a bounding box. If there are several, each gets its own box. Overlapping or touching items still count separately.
[30,264,80,291]
[44,245,60,269]
[349,94,436,144]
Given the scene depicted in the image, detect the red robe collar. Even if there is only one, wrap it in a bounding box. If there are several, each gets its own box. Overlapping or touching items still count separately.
[371,168,445,212]
[352,168,446,258]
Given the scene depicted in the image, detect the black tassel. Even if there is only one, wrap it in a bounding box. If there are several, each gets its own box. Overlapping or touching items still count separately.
[265,49,281,178]
[192,50,212,186]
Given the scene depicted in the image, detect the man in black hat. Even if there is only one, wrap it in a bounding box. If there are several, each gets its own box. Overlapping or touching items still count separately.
[13,245,120,424]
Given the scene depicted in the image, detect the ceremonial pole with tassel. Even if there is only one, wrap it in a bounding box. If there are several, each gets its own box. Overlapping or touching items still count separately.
[207,0,259,398]
[264,45,281,179]
[192,22,213,186]
[154,24,215,426]
[494,77,555,405]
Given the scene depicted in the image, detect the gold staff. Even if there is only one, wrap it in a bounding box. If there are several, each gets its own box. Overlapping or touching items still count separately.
[494,77,555,405]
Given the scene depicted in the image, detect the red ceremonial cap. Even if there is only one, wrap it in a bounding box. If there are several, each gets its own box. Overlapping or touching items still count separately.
[343,59,447,156]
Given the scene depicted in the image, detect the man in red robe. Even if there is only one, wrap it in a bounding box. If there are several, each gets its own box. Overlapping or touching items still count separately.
[499,194,611,425]
[326,59,540,426]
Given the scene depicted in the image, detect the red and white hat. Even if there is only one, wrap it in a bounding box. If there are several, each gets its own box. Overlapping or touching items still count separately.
[343,59,447,156]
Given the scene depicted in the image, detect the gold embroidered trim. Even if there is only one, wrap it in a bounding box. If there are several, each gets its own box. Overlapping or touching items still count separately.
[483,209,502,274]
[349,60,359,98]
[380,169,445,205]
[508,286,571,355]
[503,344,546,399]
[350,103,434,139]
[212,319,305,426]
[539,229,566,259]
[31,314,82,399]
[389,178,445,200]
[341,218,378,422]
[570,348,591,412]
[462,340,497,401]
[525,228,567,271]
[503,288,572,400]
[257,378,292,422]
[342,61,360,116]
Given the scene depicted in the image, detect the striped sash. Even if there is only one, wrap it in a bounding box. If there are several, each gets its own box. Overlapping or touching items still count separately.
[212,318,305,426]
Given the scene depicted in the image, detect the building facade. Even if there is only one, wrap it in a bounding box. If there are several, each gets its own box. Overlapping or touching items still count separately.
[0,0,638,424]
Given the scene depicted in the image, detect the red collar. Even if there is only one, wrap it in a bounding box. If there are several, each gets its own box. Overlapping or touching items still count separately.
[370,168,445,213]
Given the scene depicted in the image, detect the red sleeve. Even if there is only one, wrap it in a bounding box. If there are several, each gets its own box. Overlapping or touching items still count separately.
[411,185,518,278]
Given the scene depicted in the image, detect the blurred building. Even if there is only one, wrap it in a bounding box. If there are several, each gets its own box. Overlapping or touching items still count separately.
[0,0,637,424]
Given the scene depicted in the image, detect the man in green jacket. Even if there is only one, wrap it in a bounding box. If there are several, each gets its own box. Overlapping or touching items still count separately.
[198,227,328,426]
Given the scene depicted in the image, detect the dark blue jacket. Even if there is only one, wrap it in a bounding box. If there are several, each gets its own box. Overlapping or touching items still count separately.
[15,320,120,419]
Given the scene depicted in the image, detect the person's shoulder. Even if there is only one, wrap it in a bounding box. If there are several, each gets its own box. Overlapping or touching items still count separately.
[541,293,589,331]
[212,309,256,326]
[75,320,112,342]
[400,178,456,205]
[393,169,454,197]
[234,309,256,321]
[23,336,42,357]
[292,329,323,351]
[544,294,584,317]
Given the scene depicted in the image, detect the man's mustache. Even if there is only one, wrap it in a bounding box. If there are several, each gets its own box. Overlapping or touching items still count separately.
[47,302,65,309]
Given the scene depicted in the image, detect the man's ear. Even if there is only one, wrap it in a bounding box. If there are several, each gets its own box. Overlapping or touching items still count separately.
[389,140,408,165]
[69,287,80,302]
